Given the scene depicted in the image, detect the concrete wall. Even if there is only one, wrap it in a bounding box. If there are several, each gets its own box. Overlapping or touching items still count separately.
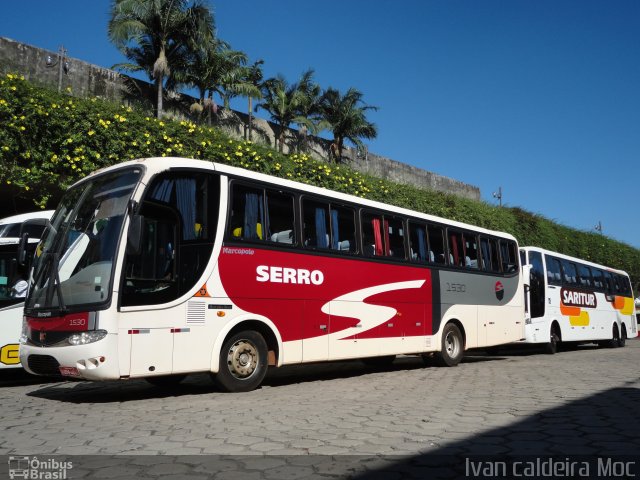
[0,36,481,201]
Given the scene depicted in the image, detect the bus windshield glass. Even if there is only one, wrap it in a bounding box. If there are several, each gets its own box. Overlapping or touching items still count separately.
[26,168,141,312]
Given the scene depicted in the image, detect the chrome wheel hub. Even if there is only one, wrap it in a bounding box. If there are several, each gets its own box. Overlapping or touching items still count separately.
[227,340,258,379]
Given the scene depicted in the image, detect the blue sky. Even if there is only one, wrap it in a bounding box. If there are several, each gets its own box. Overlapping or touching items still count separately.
[1,1,639,248]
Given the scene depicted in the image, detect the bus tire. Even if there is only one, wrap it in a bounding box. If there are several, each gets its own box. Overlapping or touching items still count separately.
[145,374,186,388]
[214,330,268,392]
[434,323,464,367]
[545,325,560,355]
[618,325,627,348]
[609,324,621,348]
[362,355,396,368]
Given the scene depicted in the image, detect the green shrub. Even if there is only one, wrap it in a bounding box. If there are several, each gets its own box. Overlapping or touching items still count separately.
[1,73,638,287]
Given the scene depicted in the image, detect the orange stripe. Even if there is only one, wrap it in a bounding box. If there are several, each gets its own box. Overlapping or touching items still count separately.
[560,304,581,317]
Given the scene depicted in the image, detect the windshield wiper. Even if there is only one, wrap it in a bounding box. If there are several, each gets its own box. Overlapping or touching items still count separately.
[30,252,67,314]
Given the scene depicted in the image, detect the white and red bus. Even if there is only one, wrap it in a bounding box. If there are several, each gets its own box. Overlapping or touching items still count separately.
[520,246,637,353]
[20,158,526,391]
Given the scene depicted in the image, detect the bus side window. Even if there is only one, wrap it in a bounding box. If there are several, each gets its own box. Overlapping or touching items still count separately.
[331,205,356,253]
[361,211,404,259]
[561,260,579,287]
[578,264,594,288]
[427,225,446,264]
[409,222,428,263]
[302,200,355,253]
[592,268,604,290]
[545,256,563,286]
[499,240,518,274]
[480,237,501,273]
[448,230,464,267]
[463,233,479,269]
[303,200,329,249]
[228,184,265,241]
[603,271,615,294]
[386,216,406,259]
[266,190,295,245]
[361,212,383,257]
[612,274,622,294]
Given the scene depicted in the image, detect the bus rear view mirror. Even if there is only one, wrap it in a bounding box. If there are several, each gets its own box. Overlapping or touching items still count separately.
[17,217,51,266]
[127,214,144,255]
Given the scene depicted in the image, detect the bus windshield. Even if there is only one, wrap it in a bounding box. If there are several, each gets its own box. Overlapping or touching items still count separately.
[26,168,142,313]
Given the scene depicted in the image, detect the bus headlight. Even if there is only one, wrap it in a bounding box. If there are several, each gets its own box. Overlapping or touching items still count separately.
[68,330,108,346]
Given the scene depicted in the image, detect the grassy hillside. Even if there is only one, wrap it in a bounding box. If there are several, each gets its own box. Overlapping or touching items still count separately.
[1,73,638,287]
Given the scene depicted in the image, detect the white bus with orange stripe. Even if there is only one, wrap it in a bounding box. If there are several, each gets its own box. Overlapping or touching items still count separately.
[19,158,527,391]
[520,246,637,353]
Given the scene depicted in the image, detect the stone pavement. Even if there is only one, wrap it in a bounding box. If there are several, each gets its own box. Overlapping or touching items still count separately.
[1,340,639,479]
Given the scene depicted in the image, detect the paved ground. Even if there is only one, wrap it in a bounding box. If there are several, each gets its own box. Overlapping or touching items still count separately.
[1,340,639,479]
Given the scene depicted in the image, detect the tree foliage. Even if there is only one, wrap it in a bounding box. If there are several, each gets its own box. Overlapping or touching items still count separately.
[1,74,638,287]
[108,0,214,118]
[320,87,378,162]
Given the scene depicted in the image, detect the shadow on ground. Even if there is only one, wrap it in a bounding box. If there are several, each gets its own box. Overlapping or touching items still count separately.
[25,353,505,404]
[349,380,640,479]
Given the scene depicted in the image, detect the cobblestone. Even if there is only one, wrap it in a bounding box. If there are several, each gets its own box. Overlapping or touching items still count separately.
[0,341,638,477]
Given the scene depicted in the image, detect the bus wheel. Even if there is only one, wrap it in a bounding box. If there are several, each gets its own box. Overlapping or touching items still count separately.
[362,355,396,368]
[214,330,268,392]
[545,326,560,355]
[608,324,621,348]
[145,374,186,388]
[434,323,464,367]
[618,325,627,348]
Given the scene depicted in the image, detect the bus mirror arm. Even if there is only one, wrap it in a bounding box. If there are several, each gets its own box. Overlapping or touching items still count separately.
[127,214,144,255]
[17,232,29,266]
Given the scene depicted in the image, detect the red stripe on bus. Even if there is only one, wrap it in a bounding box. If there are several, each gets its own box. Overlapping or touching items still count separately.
[27,313,89,332]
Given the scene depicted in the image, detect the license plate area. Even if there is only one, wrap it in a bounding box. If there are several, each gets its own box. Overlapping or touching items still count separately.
[59,366,80,377]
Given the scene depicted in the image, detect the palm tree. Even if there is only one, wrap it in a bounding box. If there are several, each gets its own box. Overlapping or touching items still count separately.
[255,70,314,152]
[234,60,264,142]
[320,87,378,162]
[291,70,325,152]
[181,37,248,124]
[108,0,214,118]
